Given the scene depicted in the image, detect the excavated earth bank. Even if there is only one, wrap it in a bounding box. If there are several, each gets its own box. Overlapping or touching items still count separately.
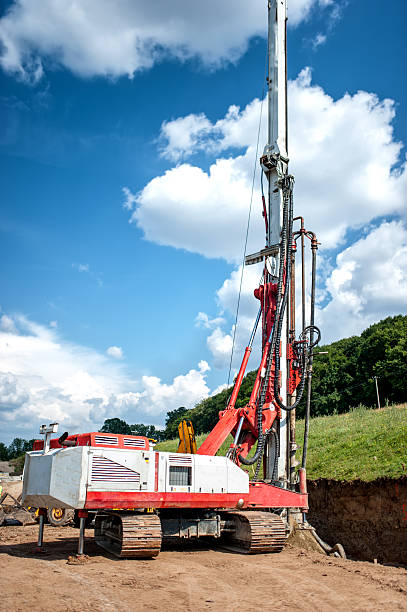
[307,476,407,564]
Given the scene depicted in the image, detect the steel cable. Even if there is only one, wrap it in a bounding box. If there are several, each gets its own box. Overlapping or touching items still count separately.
[226,56,268,390]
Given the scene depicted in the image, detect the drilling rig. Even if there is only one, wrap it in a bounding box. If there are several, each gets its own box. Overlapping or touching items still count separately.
[22,0,320,559]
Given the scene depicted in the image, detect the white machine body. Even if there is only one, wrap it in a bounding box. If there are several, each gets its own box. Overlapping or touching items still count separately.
[22,446,249,509]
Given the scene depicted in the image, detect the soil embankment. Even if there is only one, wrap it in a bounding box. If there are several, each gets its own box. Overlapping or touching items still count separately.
[307,476,407,564]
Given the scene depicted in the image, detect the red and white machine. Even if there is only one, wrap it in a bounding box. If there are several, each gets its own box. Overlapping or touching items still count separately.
[23,429,306,556]
[22,0,320,558]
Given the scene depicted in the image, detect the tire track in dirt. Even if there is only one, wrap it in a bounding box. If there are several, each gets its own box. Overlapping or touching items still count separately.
[1,525,406,612]
[0,545,120,612]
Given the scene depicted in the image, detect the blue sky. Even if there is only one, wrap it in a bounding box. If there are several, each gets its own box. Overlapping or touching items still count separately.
[0,0,406,443]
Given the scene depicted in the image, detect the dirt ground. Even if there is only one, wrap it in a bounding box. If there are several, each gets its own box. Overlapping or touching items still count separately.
[0,525,406,612]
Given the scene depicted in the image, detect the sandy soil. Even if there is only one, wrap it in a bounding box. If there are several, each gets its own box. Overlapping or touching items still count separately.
[0,479,23,500]
[0,524,406,612]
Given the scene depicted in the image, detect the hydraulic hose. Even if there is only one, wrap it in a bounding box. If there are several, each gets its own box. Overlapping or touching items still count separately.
[253,428,279,480]
[238,175,321,467]
[304,522,346,558]
[273,183,321,413]
[271,429,279,479]
[273,180,308,412]
[239,174,291,466]
[302,234,318,469]
[238,178,290,467]
[238,393,266,466]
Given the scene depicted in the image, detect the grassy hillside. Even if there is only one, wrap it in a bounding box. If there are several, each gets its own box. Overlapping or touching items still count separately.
[296,403,407,481]
[156,403,407,481]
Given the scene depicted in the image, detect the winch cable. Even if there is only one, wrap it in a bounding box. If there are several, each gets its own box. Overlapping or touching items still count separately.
[226,60,268,391]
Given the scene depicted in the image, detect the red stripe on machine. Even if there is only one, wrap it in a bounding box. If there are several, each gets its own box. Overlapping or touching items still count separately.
[85,483,308,510]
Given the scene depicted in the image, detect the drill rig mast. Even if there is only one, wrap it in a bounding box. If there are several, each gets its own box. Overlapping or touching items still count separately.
[197,0,318,484]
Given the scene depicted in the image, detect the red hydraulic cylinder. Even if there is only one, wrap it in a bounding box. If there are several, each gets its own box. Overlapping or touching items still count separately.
[197,409,240,456]
[248,341,271,407]
[226,346,252,410]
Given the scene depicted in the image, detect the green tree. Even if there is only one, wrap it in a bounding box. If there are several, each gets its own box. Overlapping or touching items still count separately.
[164,407,189,439]
[7,438,35,459]
[130,424,166,441]
[300,315,407,416]
[99,418,132,434]
[357,315,407,406]
[0,442,9,461]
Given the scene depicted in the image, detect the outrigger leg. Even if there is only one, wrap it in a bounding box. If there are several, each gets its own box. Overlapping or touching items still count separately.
[77,510,88,556]
[36,508,46,552]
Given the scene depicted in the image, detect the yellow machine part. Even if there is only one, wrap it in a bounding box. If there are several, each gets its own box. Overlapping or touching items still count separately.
[177,419,197,454]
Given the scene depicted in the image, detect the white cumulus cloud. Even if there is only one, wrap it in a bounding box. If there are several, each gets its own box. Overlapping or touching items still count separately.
[122,186,137,211]
[0,314,17,333]
[132,360,211,416]
[0,373,29,411]
[126,151,259,263]
[0,314,211,442]
[312,33,327,49]
[207,327,234,369]
[195,312,226,330]
[129,69,407,261]
[202,265,263,369]
[0,0,338,81]
[159,97,265,161]
[106,346,123,359]
[317,221,407,340]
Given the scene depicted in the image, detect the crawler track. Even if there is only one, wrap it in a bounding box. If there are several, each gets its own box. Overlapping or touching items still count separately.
[94,512,162,558]
[220,511,286,554]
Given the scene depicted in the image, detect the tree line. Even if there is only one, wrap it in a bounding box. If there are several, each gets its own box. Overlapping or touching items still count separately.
[99,419,167,441]
[0,438,35,462]
[3,315,406,451]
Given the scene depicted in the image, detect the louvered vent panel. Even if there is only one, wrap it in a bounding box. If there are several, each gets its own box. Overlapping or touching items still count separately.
[94,435,118,445]
[123,438,145,448]
[91,456,140,482]
[169,454,193,465]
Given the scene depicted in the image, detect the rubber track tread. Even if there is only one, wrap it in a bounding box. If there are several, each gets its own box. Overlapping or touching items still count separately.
[221,511,286,554]
[95,512,162,558]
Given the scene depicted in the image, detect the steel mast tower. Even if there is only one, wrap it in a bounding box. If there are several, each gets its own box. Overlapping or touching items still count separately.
[246,0,289,481]
[266,0,289,481]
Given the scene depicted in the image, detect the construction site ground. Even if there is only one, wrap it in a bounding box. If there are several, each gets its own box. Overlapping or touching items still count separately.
[0,524,406,611]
